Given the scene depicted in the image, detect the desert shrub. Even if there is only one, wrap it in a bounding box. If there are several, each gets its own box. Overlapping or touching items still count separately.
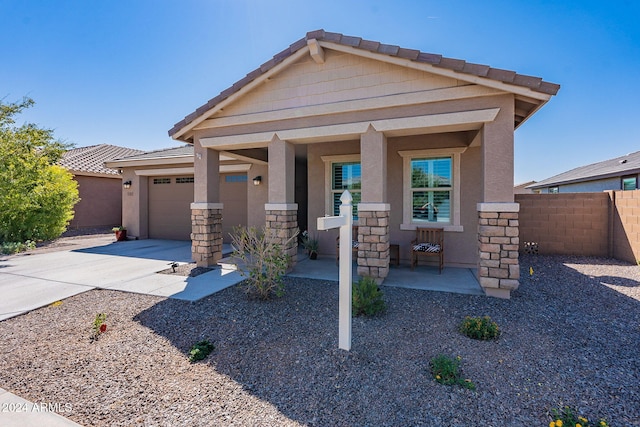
[189,340,215,363]
[429,354,476,390]
[459,315,500,340]
[352,276,386,316]
[230,225,298,300]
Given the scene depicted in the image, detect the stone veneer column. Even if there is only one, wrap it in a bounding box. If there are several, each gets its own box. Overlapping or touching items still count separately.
[357,203,390,284]
[477,203,520,299]
[265,204,298,270]
[191,203,223,267]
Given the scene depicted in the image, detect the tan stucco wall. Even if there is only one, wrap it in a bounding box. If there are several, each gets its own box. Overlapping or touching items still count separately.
[217,50,462,118]
[70,175,122,228]
[247,164,268,228]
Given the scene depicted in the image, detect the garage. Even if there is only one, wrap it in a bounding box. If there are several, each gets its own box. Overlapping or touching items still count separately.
[148,176,194,240]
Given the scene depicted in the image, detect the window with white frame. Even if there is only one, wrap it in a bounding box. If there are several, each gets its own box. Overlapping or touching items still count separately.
[322,155,361,220]
[399,148,465,231]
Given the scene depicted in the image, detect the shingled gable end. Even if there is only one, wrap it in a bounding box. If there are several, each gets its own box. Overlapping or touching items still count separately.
[158,29,559,299]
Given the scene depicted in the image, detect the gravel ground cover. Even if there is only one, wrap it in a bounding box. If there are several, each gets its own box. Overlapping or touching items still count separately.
[0,254,638,426]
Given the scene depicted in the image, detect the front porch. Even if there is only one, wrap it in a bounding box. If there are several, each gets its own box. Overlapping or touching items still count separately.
[287,250,484,296]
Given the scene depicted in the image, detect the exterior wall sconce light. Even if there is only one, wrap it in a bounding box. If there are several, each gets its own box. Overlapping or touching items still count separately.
[253,176,262,186]
[123,180,132,189]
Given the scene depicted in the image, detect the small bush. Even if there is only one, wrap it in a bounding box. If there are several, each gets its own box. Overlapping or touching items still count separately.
[549,406,609,427]
[231,225,298,300]
[459,315,500,340]
[352,276,386,316]
[429,354,476,390]
[189,340,215,363]
[0,240,35,254]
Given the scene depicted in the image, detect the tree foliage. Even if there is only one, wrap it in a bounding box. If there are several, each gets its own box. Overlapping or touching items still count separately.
[0,97,79,243]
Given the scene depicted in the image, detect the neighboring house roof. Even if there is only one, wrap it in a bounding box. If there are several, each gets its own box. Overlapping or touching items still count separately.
[514,181,536,193]
[169,29,560,142]
[60,144,144,176]
[528,151,640,189]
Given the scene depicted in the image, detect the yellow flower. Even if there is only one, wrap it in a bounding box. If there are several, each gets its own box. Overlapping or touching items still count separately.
[435,375,441,380]
[556,420,563,427]
[550,422,556,427]
[576,424,582,427]
[578,417,587,423]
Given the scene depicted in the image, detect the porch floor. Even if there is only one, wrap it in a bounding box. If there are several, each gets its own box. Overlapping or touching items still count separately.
[288,251,485,296]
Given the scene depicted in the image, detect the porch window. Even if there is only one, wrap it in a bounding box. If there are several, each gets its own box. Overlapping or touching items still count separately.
[622,176,637,191]
[399,148,465,232]
[322,154,361,221]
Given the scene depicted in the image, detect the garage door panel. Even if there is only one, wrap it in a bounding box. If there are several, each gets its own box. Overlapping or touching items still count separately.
[148,177,193,240]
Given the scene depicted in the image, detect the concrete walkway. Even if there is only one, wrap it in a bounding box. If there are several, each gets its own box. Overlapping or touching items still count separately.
[0,238,242,321]
[0,387,82,427]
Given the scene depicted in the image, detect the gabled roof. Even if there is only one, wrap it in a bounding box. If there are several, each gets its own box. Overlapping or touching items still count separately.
[60,144,144,176]
[169,29,560,141]
[528,151,640,189]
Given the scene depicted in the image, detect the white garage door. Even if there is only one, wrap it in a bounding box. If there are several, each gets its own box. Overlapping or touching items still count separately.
[148,176,193,240]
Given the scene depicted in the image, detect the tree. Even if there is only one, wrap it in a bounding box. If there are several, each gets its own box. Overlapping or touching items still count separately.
[0,97,79,243]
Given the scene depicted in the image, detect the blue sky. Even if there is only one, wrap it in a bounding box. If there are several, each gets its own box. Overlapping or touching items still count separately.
[1,0,638,184]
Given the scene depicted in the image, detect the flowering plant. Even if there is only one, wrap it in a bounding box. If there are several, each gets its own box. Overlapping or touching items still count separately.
[549,406,608,427]
[91,313,107,341]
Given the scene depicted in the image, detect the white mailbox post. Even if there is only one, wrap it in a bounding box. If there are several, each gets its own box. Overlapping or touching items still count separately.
[317,190,353,351]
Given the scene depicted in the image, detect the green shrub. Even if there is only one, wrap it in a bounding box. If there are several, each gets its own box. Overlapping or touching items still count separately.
[429,354,475,390]
[0,240,35,254]
[0,97,79,243]
[459,315,500,340]
[189,340,215,363]
[549,405,609,427]
[230,225,298,300]
[352,276,386,316]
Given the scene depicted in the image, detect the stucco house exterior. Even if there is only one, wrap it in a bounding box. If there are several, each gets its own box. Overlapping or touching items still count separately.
[527,151,640,193]
[60,144,143,228]
[119,30,560,298]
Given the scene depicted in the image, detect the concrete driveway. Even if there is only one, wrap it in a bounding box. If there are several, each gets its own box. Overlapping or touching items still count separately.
[0,238,242,321]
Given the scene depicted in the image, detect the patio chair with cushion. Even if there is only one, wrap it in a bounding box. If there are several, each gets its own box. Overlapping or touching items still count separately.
[336,225,359,265]
[410,227,444,273]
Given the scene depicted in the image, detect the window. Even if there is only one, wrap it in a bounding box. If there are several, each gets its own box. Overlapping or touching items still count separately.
[622,176,637,191]
[153,178,171,184]
[410,157,451,224]
[176,177,194,184]
[549,187,559,194]
[225,175,247,183]
[322,155,361,221]
[400,148,465,231]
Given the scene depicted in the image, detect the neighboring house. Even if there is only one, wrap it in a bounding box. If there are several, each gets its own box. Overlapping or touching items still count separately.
[527,151,640,193]
[514,181,536,194]
[105,145,257,241]
[60,144,143,228]
[117,30,560,298]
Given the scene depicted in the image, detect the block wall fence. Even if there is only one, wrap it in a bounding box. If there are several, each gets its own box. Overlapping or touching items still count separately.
[516,190,640,264]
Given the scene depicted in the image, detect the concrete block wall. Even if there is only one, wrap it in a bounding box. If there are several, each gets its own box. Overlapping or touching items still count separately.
[611,189,640,263]
[516,193,610,257]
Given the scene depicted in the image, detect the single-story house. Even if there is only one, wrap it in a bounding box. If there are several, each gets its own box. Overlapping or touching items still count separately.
[527,150,640,193]
[514,181,536,194]
[60,144,143,228]
[114,30,560,298]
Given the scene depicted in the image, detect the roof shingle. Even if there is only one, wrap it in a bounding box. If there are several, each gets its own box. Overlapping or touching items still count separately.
[60,144,144,176]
